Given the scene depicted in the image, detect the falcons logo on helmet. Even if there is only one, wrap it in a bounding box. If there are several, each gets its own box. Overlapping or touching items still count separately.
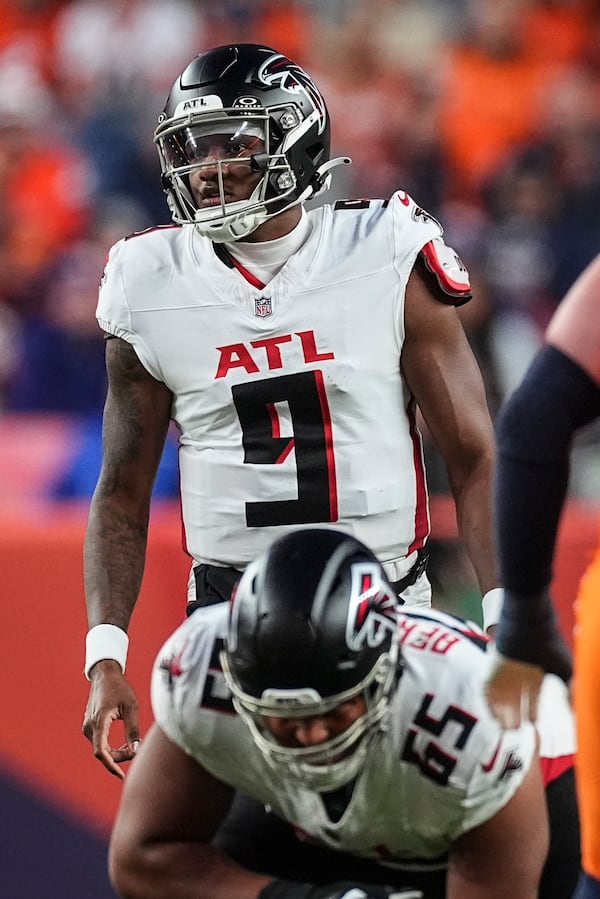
[346,563,398,651]
[257,53,327,135]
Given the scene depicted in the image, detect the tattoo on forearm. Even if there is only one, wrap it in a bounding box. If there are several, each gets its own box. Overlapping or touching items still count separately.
[84,339,172,623]
[97,339,170,495]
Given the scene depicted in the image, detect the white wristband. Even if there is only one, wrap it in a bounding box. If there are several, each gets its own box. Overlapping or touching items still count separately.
[85,624,129,680]
[482,588,504,631]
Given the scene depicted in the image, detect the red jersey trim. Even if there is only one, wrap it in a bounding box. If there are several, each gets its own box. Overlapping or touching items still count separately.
[406,396,430,553]
[229,255,266,289]
[539,753,574,785]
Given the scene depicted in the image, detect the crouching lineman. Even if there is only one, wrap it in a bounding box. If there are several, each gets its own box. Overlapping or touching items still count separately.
[109,528,579,899]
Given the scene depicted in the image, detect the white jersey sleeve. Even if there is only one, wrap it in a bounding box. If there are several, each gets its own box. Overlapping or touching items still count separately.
[98,239,132,339]
[97,224,188,383]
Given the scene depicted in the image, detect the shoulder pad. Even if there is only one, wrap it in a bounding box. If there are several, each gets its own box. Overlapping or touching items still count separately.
[419,238,472,307]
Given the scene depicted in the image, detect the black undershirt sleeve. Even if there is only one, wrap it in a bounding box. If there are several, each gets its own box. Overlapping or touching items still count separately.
[494,344,600,672]
[495,344,600,594]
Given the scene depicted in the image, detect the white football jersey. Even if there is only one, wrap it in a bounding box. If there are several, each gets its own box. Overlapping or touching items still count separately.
[151,604,536,870]
[97,192,449,576]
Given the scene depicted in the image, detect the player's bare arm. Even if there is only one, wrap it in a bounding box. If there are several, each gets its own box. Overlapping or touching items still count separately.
[83,337,173,778]
[401,266,498,595]
[85,337,172,630]
[109,723,273,899]
[447,750,548,898]
[546,252,600,387]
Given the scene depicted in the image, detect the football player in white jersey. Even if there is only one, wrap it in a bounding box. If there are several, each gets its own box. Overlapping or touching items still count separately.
[82,44,501,777]
[108,529,577,899]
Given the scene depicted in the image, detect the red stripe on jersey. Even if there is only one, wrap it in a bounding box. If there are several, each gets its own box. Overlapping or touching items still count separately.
[276,440,295,464]
[406,396,430,554]
[539,753,574,786]
[267,402,281,439]
[314,368,338,521]
[229,255,266,289]
[267,402,295,463]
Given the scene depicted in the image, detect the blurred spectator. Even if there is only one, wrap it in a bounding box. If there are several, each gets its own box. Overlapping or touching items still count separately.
[4,193,150,413]
[356,0,462,79]
[475,60,600,401]
[0,299,21,411]
[4,240,107,413]
[532,65,600,298]
[0,51,93,308]
[50,0,207,221]
[51,0,206,104]
[309,15,442,204]
[435,0,569,198]
[204,0,313,60]
[521,0,592,66]
[480,151,562,399]
[0,0,66,81]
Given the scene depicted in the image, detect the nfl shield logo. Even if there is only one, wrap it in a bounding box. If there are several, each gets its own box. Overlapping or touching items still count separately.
[254,296,272,317]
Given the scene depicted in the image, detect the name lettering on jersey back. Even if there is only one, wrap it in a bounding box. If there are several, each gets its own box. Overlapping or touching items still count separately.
[398,619,459,655]
[215,329,335,378]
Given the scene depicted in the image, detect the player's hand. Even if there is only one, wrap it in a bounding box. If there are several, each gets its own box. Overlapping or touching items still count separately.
[82,660,141,779]
[494,589,573,683]
[261,879,423,899]
[485,652,545,729]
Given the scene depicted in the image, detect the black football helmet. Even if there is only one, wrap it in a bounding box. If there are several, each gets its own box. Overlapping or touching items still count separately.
[220,528,400,791]
[154,44,350,242]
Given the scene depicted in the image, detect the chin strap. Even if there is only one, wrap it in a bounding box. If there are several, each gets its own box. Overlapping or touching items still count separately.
[196,155,353,243]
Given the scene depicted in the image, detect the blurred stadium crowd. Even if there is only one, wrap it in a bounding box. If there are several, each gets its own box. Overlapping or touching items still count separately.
[2,0,600,501]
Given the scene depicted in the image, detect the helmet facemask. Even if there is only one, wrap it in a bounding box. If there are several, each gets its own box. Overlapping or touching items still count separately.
[221,644,399,792]
[154,104,333,243]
